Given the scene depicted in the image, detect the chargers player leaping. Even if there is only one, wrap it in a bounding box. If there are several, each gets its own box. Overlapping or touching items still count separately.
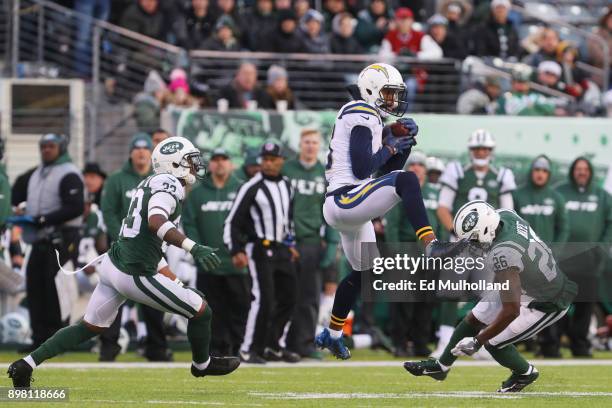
[315,63,467,359]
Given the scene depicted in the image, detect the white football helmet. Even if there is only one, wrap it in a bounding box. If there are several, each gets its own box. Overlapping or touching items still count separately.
[151,136,204,185]
[357,63,408,117]
[426,156,445,173]
[0,312,31,344]
[453,200,500,244]
[467,129,495,167]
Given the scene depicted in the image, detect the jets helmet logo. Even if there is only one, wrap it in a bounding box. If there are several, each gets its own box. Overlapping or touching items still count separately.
[160,141,184,155]
[462,211,479,233]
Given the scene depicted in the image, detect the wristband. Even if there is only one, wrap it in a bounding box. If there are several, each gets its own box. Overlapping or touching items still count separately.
[156,221,176,240]
[181,238,196,252]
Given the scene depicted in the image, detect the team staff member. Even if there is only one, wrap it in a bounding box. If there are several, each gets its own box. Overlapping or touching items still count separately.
[224,142,300,364]
[557,157,612,357]
[20,134,84,350]
[183,148,249,357]
[284,130,339,359]
[513,155,569,357]
[100,133,171,361]
[385,151,441,357]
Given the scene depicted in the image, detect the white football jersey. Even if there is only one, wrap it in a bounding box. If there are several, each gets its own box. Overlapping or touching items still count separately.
[325,101,384,192]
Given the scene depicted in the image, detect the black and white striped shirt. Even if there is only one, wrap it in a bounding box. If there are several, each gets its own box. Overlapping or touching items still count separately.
[223,172,294,255]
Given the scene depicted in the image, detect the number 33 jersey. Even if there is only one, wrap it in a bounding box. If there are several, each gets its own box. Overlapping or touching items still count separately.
[109,173,185,275]
[486,209,577,310]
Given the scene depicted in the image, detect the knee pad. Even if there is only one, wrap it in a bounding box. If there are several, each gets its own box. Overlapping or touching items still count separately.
[394,170,420,196]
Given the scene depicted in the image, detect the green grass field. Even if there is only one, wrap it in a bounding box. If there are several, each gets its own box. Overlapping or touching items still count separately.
[1,350,611,407]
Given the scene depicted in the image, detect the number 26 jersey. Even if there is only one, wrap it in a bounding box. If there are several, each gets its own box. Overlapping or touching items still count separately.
[108,173,184,275]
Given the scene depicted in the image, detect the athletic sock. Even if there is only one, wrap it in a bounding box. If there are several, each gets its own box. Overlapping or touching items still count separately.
[328,328,343,339]
[30,321,99,365]
[394,171,434,241]
[485,344,530,374]
[438,319,480,367]
[192,357,211,370]
[188,304,213,364]
[330,270,362,324]
[23,355,36,369]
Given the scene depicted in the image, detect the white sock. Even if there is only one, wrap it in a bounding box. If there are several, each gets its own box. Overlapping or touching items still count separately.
[352,334,372,349]
[136,321,147,340]
[438,361,450,372]
[192,357,210,370]
[438,325,454,344]
[24,355,36,369]
[522,365,535,375]
[328,328,342,339]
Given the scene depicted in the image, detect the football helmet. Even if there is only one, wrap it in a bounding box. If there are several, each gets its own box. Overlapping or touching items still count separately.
[0,312,31,344]
[151,136,204,185]
[357,63,408,117]
[426,156,445,173]
[453,200,500,244]
[467,129,495,167]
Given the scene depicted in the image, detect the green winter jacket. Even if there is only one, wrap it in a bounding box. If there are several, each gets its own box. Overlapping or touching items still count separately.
[282,158,327,244]
[183,174,246,276]
[101,160,152,241]
[513,156,569,243]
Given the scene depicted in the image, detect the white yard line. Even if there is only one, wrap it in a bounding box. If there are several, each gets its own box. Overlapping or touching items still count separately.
[249,391,612,400]
[3,359,611,369]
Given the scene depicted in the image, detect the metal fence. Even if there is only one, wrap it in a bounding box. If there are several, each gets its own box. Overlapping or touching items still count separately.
[188,50,463,112]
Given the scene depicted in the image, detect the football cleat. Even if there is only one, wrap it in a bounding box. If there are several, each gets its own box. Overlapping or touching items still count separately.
[315,328,351,360]
[263,348,301,363]
[403,359,448,381]
[191,356,240,377]
[239,350,267,364]
[497,365,539,393]
[7,359,33,388]
[425,239,469,259]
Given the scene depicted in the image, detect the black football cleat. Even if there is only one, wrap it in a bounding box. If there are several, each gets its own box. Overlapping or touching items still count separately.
[191,356,240,377]
[403,359,448,381]
[425,239,469,259]
[497,365,539,393]
[7,359,33,388]
[263,348,301,363]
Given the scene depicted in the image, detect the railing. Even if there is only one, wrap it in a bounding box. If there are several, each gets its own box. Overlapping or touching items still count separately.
[188,50,462,112]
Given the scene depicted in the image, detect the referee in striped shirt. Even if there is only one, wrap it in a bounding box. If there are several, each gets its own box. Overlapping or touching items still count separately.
[224,142,300,364]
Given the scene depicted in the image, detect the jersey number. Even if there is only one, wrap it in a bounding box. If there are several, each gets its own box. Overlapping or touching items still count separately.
[527,227,557,282]
[467,187,488,202]
[120,189,144,238]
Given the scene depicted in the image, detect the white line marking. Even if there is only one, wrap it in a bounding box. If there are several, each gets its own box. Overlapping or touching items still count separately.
[249,391,612,400]
[3,359,610,369]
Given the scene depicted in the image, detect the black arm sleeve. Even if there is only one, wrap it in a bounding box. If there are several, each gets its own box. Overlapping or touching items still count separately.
[349,126,393,180]
[40,173,85,226]
[225,184,257,255]
[379,147,412,175]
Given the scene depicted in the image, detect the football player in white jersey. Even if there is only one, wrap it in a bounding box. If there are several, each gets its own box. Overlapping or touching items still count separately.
[315,63,467,359]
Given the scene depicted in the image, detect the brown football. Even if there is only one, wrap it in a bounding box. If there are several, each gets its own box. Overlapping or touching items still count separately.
[389,121,411,137]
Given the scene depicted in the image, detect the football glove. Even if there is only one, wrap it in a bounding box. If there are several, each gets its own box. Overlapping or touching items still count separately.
[396,117,419,137]
[383,133,417,155]
[451,337,482,356]
[190,244,221,272]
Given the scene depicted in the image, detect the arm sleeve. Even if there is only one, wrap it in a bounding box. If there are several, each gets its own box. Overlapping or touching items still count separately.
[554,193,570,243]
[101,177,122,242]
[40,173,84,226]
[349,125,393,180]
[499,168,517,194]
[182,195,202,244]
[499,193,514,210]
[223,183,255,255]
[379,147,411,175]
[148,191,177,219]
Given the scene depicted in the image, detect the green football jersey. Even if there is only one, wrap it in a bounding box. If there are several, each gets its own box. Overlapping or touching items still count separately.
[488,210,577,311]
[440,162,516,214]
[108,173,184,276]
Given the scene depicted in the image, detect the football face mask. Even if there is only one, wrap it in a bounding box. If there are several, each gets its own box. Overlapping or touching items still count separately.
[180,151,207,180]
[377,85,409,117]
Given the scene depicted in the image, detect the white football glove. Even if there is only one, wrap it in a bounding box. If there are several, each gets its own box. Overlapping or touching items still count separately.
[451,337,482,356]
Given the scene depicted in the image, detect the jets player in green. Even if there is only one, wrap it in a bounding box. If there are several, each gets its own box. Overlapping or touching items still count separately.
[405,200,577,392]
[8,137,240,388]
[432,129,516,359]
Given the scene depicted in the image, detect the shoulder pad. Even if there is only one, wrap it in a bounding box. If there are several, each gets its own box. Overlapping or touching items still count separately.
[439,161,463,190]
[338,102,381,124]
[149,174,185,201]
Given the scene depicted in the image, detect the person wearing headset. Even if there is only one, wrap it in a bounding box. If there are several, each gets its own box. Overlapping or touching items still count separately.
[13,133,85,352]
